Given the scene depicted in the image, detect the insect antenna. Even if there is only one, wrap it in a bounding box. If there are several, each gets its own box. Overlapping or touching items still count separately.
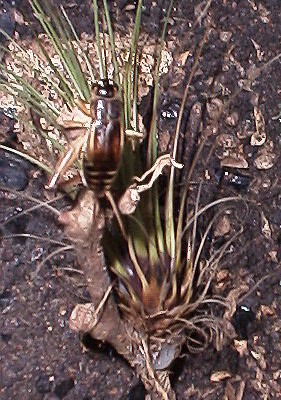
[102,15,109,80]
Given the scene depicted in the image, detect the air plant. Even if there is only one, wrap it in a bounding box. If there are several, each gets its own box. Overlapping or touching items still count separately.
[0,1,240,399]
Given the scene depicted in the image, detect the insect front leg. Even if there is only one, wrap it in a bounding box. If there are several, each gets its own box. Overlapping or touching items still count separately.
[47,136,85,189]
[75,98,91,117]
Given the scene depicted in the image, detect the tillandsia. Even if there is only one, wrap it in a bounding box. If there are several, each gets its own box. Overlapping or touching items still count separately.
[0,1,248,399]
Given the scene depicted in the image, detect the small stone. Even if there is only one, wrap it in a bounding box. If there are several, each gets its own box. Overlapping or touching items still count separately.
[0,151,29,191]
[219,31,232,42]
[54,378,75,398]
[36,374,52,394]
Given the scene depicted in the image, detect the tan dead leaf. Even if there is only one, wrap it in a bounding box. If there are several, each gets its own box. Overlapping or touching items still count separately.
[210,371,231,382]
[259,305,275,316]
[251,39,264,62]
[216,133,238,149]
[220,31,232,43]
[251,106,266,146]
[225,111,239,126]
[233,339,248,357]
[69,303,97,332]
[118,154,183,215]
[261,211,271,239]
[273,370,281,380]
[178,50,190,66]
[267,250,278,263]
[206,98,224,120]
[214,215,231,237]
[254,147,275,169]
[13,10,25,25]
[251,350,267,370]
[216,269,229,283]
[58,190,104,240]
[224,285,249,320]
[220,155,249,169]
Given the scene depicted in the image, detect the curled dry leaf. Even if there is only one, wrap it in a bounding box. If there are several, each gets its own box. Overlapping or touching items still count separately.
[225,111,239,127]
[220,155,249,169]
[210,370,231,382]
[216,269,229,283]
[216,133,238,149]
[251,106,266,146]
[118,154,183,214]
[214,215,231,237]
[219,31,232,43]
[251,350,267,370]
[224,285,249,321]
[206,98,224,120]
[259,304,275,317]
[254,147,275,169]
[233,339,248,357]
[261,211,271,240]
[251,39,264,62]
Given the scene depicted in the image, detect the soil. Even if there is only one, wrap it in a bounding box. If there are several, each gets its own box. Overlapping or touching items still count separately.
[0,1,280,400]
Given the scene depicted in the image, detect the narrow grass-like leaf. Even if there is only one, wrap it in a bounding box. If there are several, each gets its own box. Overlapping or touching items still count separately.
[102,0,120,86]
[92,0,105,79]
[173,28,211,270]
[60,5,96,84]
[147,1,174,259]
[30,0,90,100]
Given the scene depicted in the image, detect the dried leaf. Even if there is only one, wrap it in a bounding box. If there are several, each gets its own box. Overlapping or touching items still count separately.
[261,211,271,239]
[254,147,275,169]
[251,106,266,146]
[118,154,183,214]
[233,339,248,357]
[220,155,249,169]
[210,370,231,382]
[214,215,231,237]
[251,39,264,62]
[220,31,232,43]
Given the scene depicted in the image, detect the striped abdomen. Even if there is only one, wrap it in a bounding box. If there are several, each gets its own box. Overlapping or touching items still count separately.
[82,95,123,196]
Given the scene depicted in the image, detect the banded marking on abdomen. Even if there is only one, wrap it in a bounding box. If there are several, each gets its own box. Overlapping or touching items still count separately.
[83,167,116,193]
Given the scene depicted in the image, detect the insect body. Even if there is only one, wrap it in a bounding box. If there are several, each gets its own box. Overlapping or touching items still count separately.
[48,79,123,197]
[82,79,123,196]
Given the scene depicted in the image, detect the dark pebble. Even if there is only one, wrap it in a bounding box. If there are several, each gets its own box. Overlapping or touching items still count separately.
[119,381,146,400]
[0,165,29,191]
[36,374,52,394]
[232,305,255,340]
[0,289,11,308]
[0,150,31,191]
[215,168,251,190]
[127,381,146,400]
[54,378,75,398]
[1,332,12,343]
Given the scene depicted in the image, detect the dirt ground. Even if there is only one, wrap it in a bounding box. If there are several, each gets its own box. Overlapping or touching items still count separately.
[0,0,280,399]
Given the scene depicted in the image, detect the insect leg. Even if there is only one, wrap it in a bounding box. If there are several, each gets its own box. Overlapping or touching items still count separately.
[80,124,93,187]
[47,136,85,188]
[75,98,91,117]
